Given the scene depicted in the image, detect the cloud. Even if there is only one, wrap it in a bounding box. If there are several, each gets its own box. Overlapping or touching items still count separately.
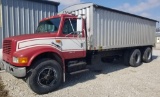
[117,0,160,13]
[50,0,81,6]
[140,12,151,17]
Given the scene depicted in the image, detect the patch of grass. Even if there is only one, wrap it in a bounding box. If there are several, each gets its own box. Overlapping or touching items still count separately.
[0,76,9,97]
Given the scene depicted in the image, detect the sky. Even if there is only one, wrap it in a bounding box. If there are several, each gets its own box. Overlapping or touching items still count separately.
[52,0,160,27]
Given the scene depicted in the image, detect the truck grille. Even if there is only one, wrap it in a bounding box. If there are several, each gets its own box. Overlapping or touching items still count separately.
[3,40,12,54]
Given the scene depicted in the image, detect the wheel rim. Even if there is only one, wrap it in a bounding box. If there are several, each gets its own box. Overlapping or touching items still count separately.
[134,53,141,64]
[38,68,58,86]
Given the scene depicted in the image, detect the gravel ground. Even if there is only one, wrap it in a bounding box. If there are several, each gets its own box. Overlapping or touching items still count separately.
[0,50,160,97]
[155,43,160,50]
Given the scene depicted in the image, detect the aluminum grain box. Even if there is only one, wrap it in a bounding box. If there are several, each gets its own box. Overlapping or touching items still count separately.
[60,3,157,50]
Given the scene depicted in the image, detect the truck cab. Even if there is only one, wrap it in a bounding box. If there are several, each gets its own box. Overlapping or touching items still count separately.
[0,14,88,94]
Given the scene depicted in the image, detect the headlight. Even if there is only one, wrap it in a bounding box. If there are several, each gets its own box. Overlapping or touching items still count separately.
[13,57,19,63]
[13,57,28,64]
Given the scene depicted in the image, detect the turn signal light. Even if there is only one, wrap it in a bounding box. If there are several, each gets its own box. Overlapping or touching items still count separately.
[56,40,61,43]
[19,57,28,64]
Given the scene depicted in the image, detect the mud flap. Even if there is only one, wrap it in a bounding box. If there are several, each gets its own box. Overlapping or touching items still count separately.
[89,53,104,72]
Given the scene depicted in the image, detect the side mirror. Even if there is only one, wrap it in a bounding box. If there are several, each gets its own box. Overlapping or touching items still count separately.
[77,18,83,32]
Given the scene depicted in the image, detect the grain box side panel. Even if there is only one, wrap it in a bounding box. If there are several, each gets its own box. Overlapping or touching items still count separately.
[92,8,156,50]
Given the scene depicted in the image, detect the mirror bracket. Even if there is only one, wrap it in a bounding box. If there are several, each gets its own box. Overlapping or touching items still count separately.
[77,18,83,32]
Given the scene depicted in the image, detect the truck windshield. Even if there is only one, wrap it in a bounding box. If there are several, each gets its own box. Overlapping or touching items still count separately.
[36,18,61,33]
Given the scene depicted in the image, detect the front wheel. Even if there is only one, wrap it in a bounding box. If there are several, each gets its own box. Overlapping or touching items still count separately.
[27,59,62,94]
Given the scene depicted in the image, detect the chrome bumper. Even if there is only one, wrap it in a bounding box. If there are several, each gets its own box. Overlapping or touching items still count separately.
[0,61,26,77]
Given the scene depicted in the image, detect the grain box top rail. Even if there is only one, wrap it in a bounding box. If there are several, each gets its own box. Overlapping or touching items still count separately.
[61,2,158,22]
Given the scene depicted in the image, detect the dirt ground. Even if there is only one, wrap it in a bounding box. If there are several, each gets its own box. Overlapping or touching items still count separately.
[155,43,160,50]
[0,77,9,97]
[0,50,160,97]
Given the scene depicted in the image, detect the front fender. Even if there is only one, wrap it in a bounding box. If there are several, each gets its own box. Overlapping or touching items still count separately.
[13,46,63,67]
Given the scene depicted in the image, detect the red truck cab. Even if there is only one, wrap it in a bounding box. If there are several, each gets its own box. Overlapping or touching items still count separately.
[0,14,87,94]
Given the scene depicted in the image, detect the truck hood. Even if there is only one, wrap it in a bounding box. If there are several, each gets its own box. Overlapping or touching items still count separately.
[5,33,57,42]
[2,33,58,60]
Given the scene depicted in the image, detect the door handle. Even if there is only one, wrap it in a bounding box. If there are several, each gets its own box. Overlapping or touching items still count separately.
[81,43,83,48]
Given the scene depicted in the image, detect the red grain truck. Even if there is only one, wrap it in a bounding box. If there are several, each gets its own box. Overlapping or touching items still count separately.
[0,3,157,94]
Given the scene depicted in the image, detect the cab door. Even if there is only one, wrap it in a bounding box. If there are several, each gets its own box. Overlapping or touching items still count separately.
[60,18,86,59]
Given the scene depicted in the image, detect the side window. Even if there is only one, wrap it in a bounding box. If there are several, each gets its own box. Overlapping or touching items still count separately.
[63,19,77,34]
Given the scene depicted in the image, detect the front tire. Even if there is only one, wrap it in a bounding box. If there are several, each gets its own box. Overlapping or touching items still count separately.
[27,59,62,94]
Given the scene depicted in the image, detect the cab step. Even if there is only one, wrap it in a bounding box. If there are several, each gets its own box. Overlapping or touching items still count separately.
[68,62,87,67]
[69,69,89,75]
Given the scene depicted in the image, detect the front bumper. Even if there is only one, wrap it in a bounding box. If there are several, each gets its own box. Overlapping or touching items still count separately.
[0,61,26,77]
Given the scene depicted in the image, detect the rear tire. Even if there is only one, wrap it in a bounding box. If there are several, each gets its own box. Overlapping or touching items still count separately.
[129,49,142,67]
[27,59,62,94]
[142,47,152,63]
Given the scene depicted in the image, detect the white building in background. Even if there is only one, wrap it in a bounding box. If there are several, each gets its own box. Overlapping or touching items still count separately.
[156,32,160,43]
[156,27,160,43]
